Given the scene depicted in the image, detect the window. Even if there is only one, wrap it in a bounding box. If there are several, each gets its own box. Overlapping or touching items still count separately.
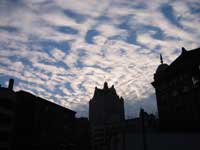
[192,76,200,87]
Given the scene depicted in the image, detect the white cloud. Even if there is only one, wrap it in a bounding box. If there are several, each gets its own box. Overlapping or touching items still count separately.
[51,48,66,60]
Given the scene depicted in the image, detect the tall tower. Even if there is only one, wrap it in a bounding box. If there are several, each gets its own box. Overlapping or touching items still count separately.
[89,82,125,150]
[89,82,124,125]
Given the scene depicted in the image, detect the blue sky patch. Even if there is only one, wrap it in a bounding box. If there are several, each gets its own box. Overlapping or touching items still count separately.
[188,2,200,14]
[63,9,87,23]
[28,37,70,52]
[0,26,19,33]
[126,31,137,45]
[160,4,182,28]
[55,26,79,35]
[142,25,165,40]
[85,29,100,44]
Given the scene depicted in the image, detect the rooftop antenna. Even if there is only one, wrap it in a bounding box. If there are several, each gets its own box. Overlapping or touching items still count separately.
[160,54,163,64]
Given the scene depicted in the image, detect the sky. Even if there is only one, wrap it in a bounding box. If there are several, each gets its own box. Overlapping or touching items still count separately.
[0,0,200,118]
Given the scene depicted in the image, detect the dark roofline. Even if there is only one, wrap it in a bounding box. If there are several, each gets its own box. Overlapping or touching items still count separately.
[16,90,76,114]
[94,82,117,92]
[91,83,124,101]
[0,87,14,92]
[153,47,200,83]
[170,47,200,67]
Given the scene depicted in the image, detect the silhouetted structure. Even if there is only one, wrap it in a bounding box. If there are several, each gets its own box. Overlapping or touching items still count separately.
[15,91,76,150]
[0,79,78,150]
[74,117,90,150]
[152,47,200,131]
[89,82,125,150]
[0,79,17,150]
[123,110,158,150]
[124,110,157,134]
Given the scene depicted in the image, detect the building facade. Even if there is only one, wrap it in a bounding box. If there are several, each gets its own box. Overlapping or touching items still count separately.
[89,82,125,150]
[152,47,200,131]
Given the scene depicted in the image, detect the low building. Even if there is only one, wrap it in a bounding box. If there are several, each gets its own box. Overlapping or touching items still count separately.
[15,90,76,150]
[0,79,77,150]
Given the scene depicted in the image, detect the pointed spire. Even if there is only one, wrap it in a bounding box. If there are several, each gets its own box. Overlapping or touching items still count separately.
[160,54,163,64]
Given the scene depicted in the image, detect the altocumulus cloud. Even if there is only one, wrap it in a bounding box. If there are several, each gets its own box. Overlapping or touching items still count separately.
[0,0,200,118]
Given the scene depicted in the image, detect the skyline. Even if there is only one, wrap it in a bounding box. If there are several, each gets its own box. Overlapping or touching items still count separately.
[0,0,200,118]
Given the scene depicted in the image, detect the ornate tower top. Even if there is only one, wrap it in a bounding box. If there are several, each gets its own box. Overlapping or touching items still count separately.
[89,82,125,124]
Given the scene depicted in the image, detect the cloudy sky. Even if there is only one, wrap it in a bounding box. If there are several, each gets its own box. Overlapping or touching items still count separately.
[0,0,199,118]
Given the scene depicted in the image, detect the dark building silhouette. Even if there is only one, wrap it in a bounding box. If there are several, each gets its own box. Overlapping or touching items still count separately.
[124,109,158,134]
[152,47,200,131]
[89,82,125,150]
[0,79,79,150]
[0,79,17,150]
[89,82,125,125]
[15,91,76,150]
[74,117,90,150]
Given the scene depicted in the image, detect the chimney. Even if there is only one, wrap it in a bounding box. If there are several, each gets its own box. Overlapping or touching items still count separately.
[8,79,14,90]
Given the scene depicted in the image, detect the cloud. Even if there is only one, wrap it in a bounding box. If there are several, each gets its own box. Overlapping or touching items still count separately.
[50,48,66,60]
[0,0,199,118]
